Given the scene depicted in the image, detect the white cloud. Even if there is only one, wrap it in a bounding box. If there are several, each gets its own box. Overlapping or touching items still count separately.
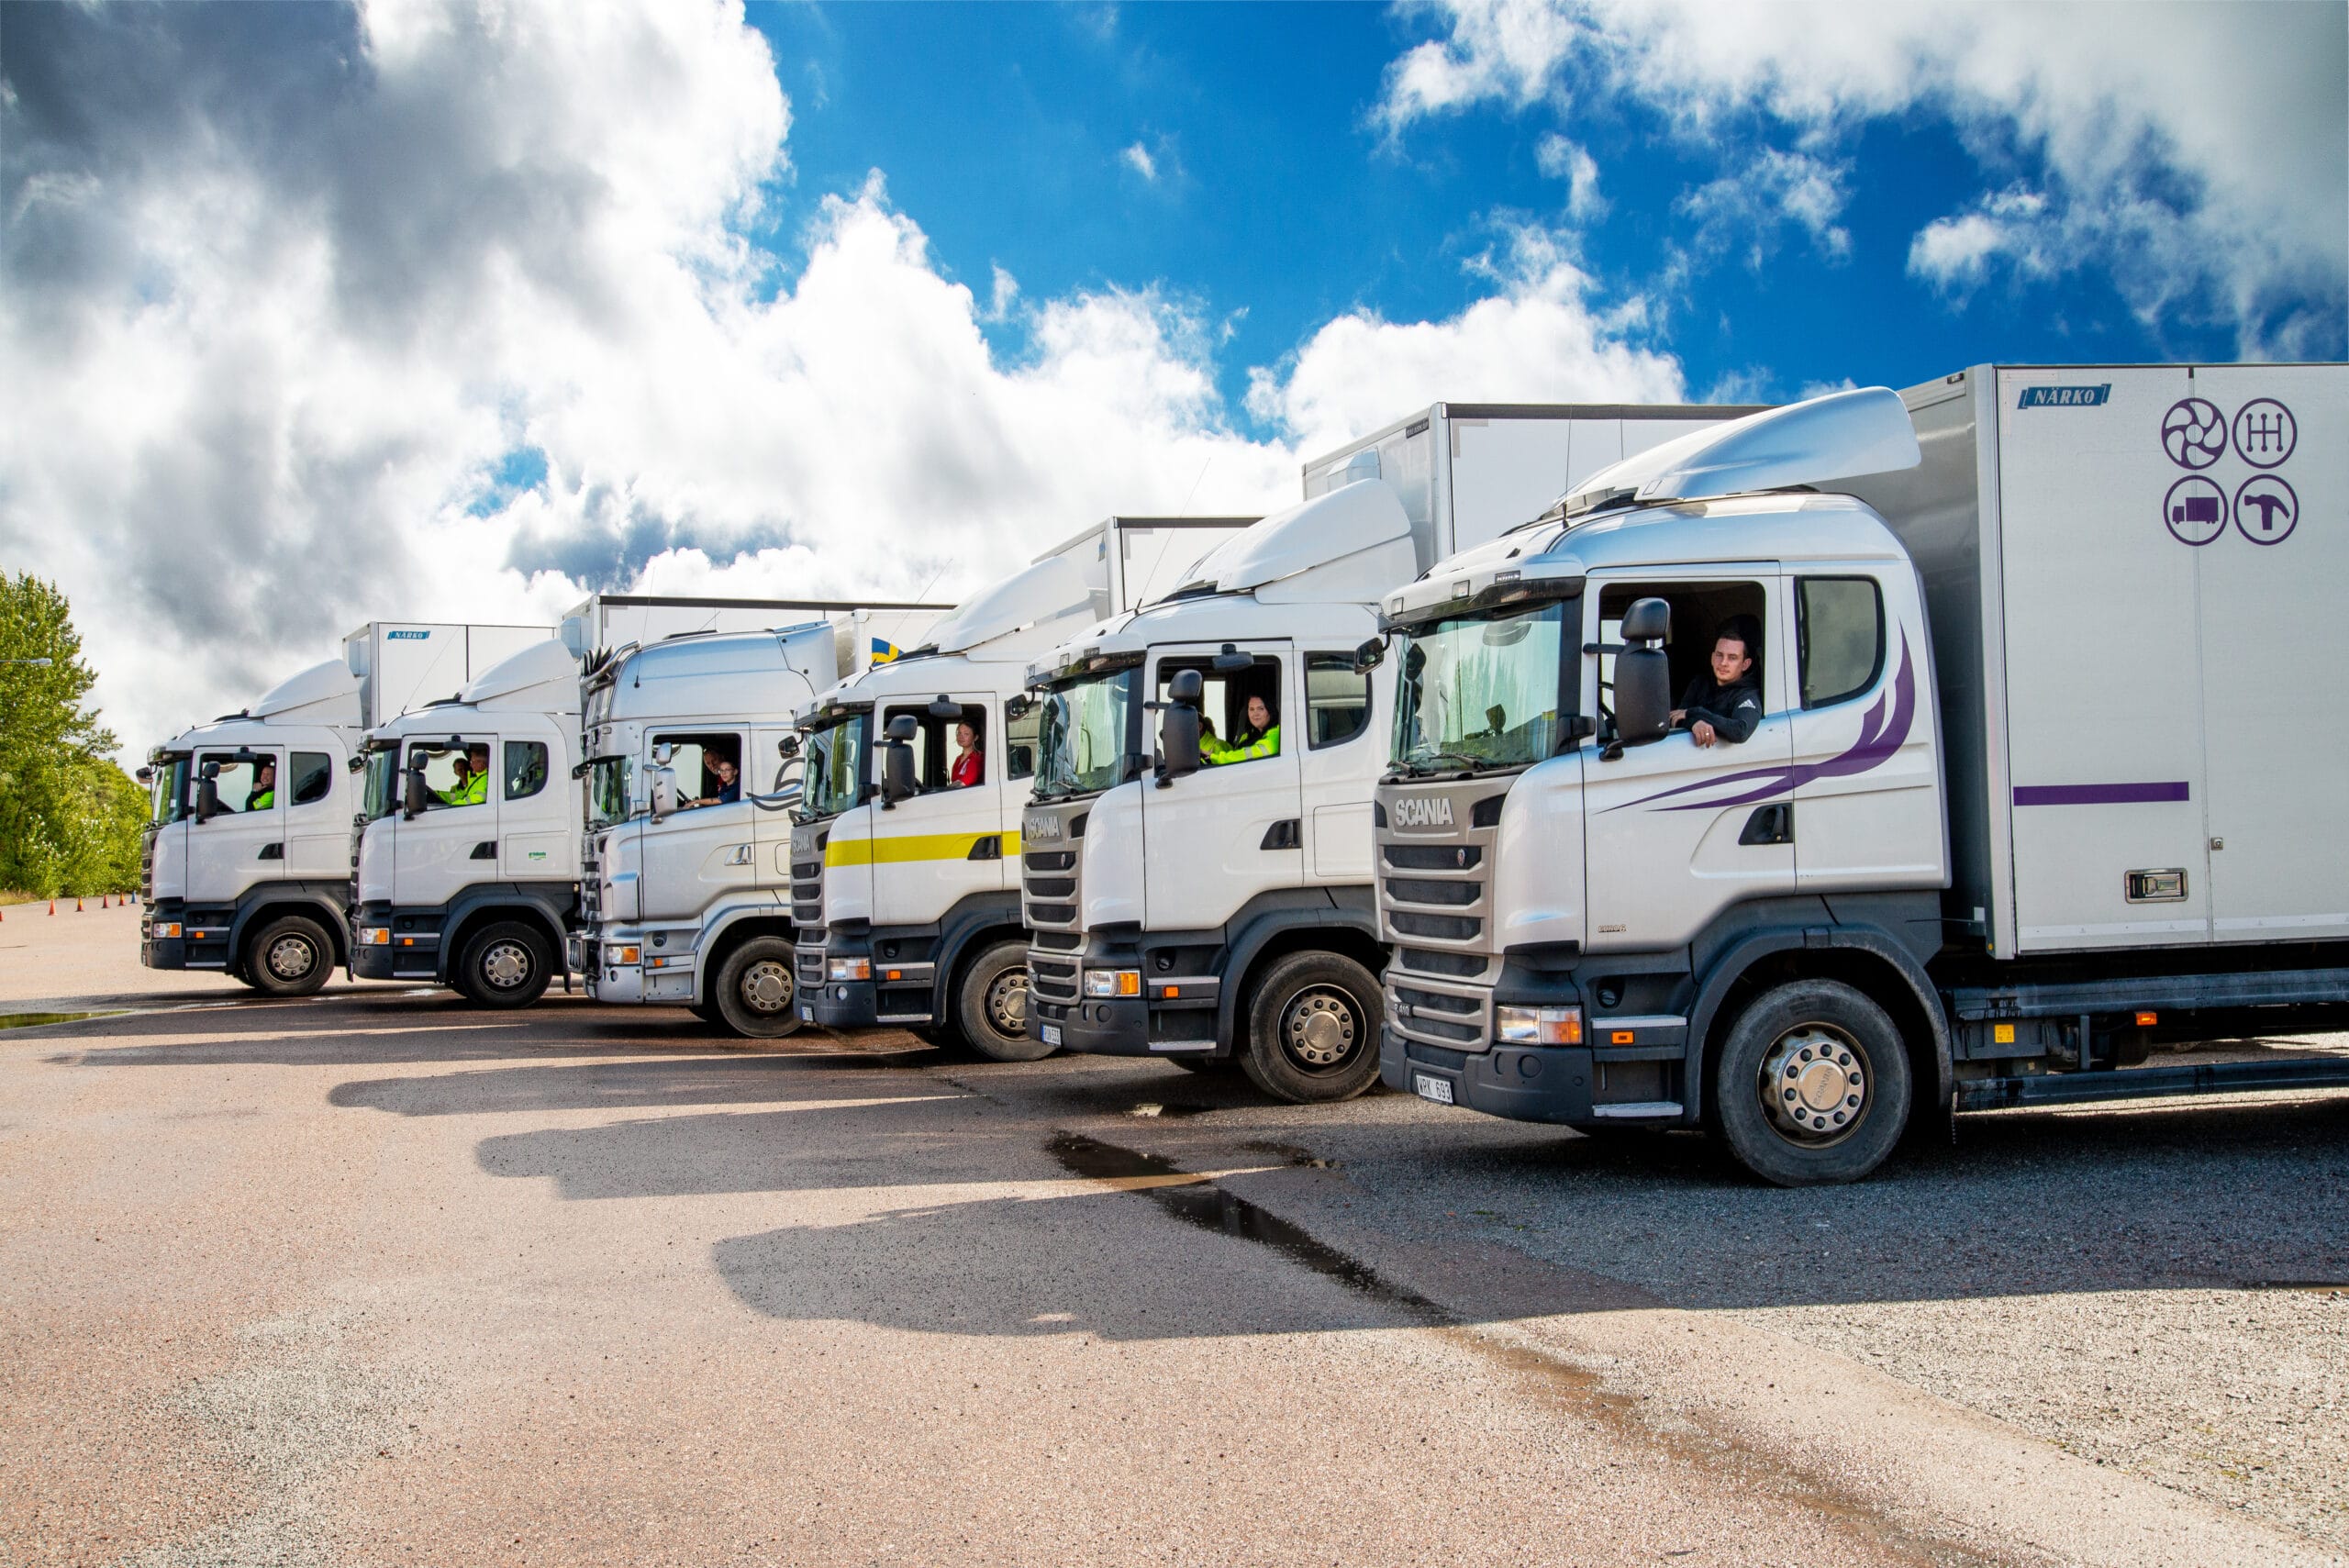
[1120,141,1158,182]
[1377,0,2348,354]
[1246,223,1687,457]
[1533,132,1605,219]
[1679,148,1851,266]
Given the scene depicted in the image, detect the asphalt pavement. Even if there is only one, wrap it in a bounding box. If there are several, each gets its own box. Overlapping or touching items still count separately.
[3,901,2343,1567]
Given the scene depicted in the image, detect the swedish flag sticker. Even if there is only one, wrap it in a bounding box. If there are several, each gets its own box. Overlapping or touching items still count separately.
[870,637,901,665]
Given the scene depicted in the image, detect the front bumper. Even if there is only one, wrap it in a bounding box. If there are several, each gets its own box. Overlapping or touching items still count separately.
[140,898,235,972]
[1028,933,1219,1058]
[350,901,444,981]
[577,928,696,1005]
[1380,1028,1598,1122]
[796,929,945,1030]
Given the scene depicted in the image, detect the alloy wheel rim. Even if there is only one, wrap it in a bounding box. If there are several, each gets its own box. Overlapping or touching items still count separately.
[1280,986,1358,1071]
[482,940,533,991]
[1759,1023,1871,1146]
[267,934,317,981]
[741,959,794,1015]
[986,968,1029,1037]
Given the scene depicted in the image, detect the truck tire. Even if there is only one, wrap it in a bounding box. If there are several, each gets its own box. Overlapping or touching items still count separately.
[713,937,803,1039]
[1713,979,1911,1185]
[243,914,334,998]
[459,921,553,1009]
[1239,951,1383,1104]
[954,940,1050,1062]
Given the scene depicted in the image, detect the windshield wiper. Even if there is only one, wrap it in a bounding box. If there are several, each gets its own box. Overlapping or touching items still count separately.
[1398,749,1488,776]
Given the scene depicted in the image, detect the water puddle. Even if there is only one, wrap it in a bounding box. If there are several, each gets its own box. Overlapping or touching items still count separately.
[1047,1132,1443,1322]
[0,1010,124,1030]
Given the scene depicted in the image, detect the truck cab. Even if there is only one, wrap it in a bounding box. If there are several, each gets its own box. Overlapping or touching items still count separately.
[139,659,362,995]
[349,639,584,1005]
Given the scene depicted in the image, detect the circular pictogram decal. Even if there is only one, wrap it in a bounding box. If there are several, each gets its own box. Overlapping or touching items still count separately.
[2231,398,2297,469]
[2164,476,2227,546]
[2233,474,2298,545]
[2160,397,2227,469]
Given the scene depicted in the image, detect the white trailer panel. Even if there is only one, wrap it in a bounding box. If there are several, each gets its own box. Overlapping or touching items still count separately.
[343,622,551,730]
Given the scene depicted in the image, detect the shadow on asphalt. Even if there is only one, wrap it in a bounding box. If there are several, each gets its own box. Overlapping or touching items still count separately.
[340,1053,940,1118]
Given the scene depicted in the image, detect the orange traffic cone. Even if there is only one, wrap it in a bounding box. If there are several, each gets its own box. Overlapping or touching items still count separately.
[48,899,56,916]
[75,897,84,912]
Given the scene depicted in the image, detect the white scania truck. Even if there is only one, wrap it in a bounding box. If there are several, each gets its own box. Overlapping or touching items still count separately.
[1019,404,1755,1100]
[790,518,1254,1057]
[139,658,368,995]
[576,601,947,1034]
[1371,367,2348,1183]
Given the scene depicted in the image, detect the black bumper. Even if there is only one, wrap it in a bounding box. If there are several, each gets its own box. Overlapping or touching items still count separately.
[1380,1027,1598,1123]
[1031,994,1163,1057]
[350,902,446,981]
[139,898,232,972]
[804,978,882,1030]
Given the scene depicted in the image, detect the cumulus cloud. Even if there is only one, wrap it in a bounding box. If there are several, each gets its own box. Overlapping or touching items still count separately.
[1532,132,1605,220]
[0,2,1295,757]
[1377,0,2348,354]
[1678,147,1851,266]
[1246,223,1687,458]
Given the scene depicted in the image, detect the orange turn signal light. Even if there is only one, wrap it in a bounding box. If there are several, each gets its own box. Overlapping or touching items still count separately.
[2134,1010,2158,1027]
[1609,1029,1634,1045]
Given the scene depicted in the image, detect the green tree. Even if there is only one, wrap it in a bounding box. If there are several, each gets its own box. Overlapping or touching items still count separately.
[0,573,142,898]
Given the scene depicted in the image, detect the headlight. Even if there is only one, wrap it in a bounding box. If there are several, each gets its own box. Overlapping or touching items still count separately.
[357,927,389,946]
[1495,1005,1583,1046]
[827,956,872,982]
[155,922,184,939]
[1083,969,1141,998]
[613,945,640,965]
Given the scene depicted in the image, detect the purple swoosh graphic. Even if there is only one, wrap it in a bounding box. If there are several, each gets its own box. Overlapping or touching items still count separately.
[1606,633,1916,814]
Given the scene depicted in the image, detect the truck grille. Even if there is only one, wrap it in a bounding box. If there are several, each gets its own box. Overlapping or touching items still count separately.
[1019,820,1084,934]
[1375,783,1507,1051]
[791,832,827,929]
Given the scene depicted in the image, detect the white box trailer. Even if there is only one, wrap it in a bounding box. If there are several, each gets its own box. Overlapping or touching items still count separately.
[1301,401,1764,573]
[1849,363,2347,958]
[343,622,551,730]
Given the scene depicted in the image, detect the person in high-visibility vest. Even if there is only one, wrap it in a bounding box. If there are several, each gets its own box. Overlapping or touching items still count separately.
[439,744,490,806]
[1202,693,1281,765]
[247,757,277,811]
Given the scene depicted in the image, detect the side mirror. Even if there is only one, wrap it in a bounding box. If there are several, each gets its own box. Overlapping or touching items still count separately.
[195,763,220,824]
[1156,668,1203,787]
[777,734,802,762]
[649,766,678,822]
[1351,636,1386,675]
[135,765,154,785]
[1607,596,1674,758]
[879,713,919,808]
[1004,695,1033,722]
[652,741,676,766]
[401,765,429,819]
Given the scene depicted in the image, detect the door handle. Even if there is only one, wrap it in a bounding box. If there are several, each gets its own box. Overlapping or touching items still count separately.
[966,834,1003,862]
[257,842,284,861]
[470,840,497,860]
[1260,818,1301,851]
[1738,804,1793,846]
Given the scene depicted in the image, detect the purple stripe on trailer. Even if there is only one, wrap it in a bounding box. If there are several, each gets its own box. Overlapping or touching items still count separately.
[2013,782,2191,806]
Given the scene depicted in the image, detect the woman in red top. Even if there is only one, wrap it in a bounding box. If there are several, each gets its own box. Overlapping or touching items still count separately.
[949,721,984,788]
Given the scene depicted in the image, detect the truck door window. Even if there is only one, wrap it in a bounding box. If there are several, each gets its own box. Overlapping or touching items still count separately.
[503,741,551,802]
[882,706,986,792]
[651,732,744,808]
[1304,655,1372,749]
[406,741,489,809]
[290,751,333,806]
[1595,581,1768,721]
[1797,577,1884,709]
[1156,655,1284,765]
[198,753,262,813]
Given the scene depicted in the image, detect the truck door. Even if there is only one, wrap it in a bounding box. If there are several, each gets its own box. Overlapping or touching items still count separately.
[1580,573,1796,951]
[1141,642,1305,933]
[1298,651,1379,883]
[637,729,754,924]
[870,695,1008,931]
[187,748,283,906]
[282,750,345,879]
[496,737,571,880]
[751,725,798,888]
[395,736,496,907]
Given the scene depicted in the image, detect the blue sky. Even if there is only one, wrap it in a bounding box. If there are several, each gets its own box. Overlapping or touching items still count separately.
[747,1,2343,428]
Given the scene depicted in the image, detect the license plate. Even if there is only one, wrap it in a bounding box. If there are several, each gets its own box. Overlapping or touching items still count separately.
[1040,1022,1063,1047]
[1413,1073,1455,1106]
[798,1006,813,1022]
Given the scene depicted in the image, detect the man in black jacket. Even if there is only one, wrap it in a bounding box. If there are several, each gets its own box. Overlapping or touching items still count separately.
[1673,616,1762,747]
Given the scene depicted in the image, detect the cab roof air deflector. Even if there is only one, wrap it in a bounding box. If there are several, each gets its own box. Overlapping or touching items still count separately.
[1560,385,1921,517]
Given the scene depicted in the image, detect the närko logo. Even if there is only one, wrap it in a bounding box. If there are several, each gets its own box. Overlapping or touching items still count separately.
[386,630,431,639]
[1388,795,1455,829]
[2019,384,2110,409]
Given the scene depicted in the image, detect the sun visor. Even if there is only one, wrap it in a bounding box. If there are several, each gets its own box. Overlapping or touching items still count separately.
[1561,386,1920,516]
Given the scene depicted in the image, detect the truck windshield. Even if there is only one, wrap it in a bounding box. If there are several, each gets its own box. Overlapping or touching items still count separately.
[148,756,190,825]
[586,757,633,829]
[1390,597,1574,774]
[797,713,868,822]
[362,748,403,821]
[1034,667,1135,800]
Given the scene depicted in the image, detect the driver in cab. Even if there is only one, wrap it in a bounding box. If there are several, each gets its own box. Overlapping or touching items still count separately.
[1672,617,1762,748]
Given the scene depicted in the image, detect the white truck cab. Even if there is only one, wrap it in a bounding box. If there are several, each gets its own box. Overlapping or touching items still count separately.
[1019,404,1755,1102]
[1375,369,2349,1183]
[578,605,947,1035]
[788,519,1252,1057]
[349,639,584,1005]
[139,659,364,995]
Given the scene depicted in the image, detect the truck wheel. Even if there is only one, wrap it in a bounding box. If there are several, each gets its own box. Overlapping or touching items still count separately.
[243,915,333,998]
[1714,980,1911,1185]
[713,937,803,1039]
[459,922,553,1009]
[954,940,1050,1062]
[1239,951,1383,1104]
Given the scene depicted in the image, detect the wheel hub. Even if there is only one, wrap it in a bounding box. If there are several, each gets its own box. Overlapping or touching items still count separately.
[482,940,531,990]
[1760,1026,1869,1143]
[740,959,793,1014]
[1282,989,1357,1069]
[986,968,1029,1036]
[267,935,316,980]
